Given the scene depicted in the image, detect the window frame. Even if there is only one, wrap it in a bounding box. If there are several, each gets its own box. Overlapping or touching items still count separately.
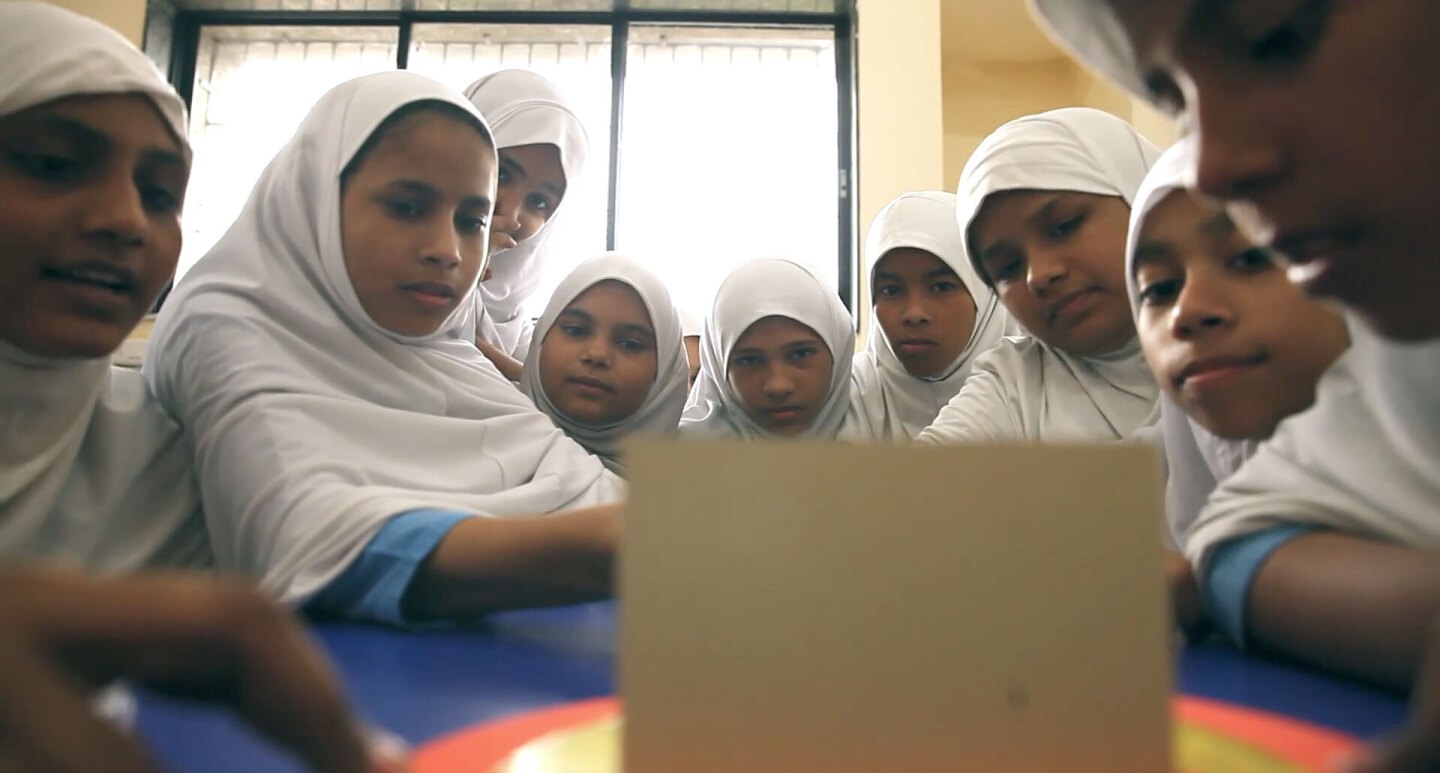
[161,3,858,313]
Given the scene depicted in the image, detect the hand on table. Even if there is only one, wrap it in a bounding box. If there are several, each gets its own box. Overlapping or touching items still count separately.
[0,566,407,773]
[1340,618,1440,772]
[1165,550,1207,642]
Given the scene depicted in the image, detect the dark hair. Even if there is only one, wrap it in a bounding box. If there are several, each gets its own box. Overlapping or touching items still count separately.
[340,100,493,182]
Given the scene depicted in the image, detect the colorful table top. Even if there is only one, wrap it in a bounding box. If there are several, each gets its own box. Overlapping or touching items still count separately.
[136,601,1408,772]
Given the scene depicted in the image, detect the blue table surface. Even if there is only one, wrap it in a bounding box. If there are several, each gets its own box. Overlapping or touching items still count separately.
[137,601,1410,772]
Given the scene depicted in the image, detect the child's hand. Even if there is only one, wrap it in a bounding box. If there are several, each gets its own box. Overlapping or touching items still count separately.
[1336,618,1440,772]
[0,566,407,773]
[1165,550,1207,641]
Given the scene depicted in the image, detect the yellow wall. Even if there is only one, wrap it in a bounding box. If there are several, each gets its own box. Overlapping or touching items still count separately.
[853,0,945,340]
[941,57,1177,189]
[42,0,146,44]
[941,57,1077,190]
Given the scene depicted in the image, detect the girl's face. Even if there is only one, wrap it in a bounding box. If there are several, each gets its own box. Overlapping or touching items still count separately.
[970,191,1137,357]
[490,143,566,255]
[726,315,834,437]
[1133,190,1349,440]
[538,279,658,426]
[872,247,978,377]
[340,109,496,338]
[1104,0,1440,341]
[0,94,187,358]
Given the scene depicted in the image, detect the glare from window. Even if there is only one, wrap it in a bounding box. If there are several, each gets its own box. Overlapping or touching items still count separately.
[179,23,840,323]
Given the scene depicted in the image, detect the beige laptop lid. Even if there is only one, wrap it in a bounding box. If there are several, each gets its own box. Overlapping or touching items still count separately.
[621,442,1172,773]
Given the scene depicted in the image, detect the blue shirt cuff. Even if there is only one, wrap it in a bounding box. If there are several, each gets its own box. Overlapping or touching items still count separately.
[1203,525,1313,647]
[308,509,470,627]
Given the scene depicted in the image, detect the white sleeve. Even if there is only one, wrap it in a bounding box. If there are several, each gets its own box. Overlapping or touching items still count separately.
[915,346,1023,444]
[1184,358,1440,574]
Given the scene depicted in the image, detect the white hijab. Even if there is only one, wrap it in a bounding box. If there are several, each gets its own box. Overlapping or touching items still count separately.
[680,258,859,440]
[1125,140,1260,547]
[0,2,207,572]
[850,192,1017,441]
[463,70,589,358]
[520,254,689,474]
[145,72,621,604]
[917,108,1162,444]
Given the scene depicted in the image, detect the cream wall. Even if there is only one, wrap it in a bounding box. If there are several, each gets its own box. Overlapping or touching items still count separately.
[41,0,146,44]
[853,0,945,340]
[941,58,1177,190]
[937,0,1178,188]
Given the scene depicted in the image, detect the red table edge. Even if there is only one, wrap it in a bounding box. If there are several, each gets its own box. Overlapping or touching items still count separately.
[415,695,1359,771]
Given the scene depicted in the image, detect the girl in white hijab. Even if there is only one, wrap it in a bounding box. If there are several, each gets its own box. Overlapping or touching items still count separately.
[463,69,589,372]
[916,108,1162,444]
[1126,140,1348,545]
[520,254,689,474]
[1125,140,1347,635]
[681,258,859,440]
[145,72,623,626]
[0,2,207,572]
[1029,0,1440,692]
[850,191,1017,441]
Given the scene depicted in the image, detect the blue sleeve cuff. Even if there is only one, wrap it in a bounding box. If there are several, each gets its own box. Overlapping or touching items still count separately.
[1202,525,1313,647]
[308,509,470,627]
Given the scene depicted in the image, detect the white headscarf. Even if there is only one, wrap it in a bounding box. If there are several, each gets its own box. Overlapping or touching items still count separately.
[0,2,207,572]
[849,192,1018,441]
[519,254,689,474]
[145,72,621,604]
[917,108,1163,444]
[1124,140,1260,547]
[680,258,859,440]
[462,70,589,358]
[1186,321,1440,570]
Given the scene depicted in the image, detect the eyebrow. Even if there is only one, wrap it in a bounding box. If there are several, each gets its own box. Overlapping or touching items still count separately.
[614,322,655,340]
[386,179,492,211]
[1200,209,1235,237]
[1024,194,1067,230]
[500,154,527,179]
[976,194,1065,265]
[542,180,566,198]
[386,179,438,197]
[558,307,593,323]
[23,113,186,167]
[1130,242,1174,275]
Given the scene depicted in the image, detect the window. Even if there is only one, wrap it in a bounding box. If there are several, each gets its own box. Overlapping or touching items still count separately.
[182,26,398,278]
[616,26,837,315]
[166,3,854,315]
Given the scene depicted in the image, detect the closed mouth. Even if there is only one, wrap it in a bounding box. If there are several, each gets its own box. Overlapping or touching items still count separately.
[567,375,614,393]
[1045,289,1094,324]
[897,338,938,348]
[399,281,457,298]
[764,406,804,420]
[40,262,138,296]
[1175,353,1267,388]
